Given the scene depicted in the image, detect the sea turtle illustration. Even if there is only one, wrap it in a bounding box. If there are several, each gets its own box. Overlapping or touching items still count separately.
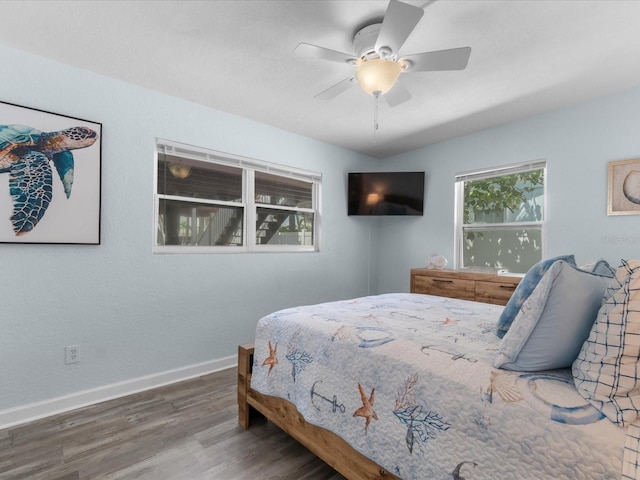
[0,124,98,235]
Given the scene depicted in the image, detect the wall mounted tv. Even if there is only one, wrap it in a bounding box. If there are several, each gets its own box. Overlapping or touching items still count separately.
[348,171,425,216]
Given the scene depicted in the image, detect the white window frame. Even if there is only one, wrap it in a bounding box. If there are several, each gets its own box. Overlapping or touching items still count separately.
[454,160,547,271]
[154,139,321,254]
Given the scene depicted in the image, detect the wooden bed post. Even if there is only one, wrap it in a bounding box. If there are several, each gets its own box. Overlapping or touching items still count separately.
[237,343,256,429]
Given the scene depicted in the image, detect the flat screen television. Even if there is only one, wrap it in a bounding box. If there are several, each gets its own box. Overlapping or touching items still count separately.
[348,171,425,216]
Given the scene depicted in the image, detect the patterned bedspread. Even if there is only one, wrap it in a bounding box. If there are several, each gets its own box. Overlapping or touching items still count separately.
[250,293,628,479]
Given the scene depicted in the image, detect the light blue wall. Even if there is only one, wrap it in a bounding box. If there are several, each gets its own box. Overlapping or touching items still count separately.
[0,45,375,411]
[2,41,640,414]
[374,86,640,293]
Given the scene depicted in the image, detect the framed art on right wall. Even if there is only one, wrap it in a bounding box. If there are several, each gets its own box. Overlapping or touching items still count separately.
[608,158,640,216]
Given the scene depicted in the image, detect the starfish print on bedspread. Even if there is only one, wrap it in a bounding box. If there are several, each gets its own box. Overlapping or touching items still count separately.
[262,341,278,374]
[353,383,378,433]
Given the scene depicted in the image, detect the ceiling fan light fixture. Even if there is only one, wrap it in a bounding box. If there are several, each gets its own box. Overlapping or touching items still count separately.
[399,59,412,71]
[356,58,402,96]
[168,163,191,179]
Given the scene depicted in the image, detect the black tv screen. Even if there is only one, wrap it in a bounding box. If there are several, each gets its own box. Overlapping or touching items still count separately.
[348,171,425,216]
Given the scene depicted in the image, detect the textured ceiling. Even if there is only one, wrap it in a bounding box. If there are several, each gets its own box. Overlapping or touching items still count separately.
[2,0,640,158]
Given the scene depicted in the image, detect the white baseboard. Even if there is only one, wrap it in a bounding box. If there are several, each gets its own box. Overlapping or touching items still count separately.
[0,355,237,430]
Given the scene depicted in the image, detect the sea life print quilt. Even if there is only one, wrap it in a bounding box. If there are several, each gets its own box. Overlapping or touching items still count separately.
[250,293,628,480]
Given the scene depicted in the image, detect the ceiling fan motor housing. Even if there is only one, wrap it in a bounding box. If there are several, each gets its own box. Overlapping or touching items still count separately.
[354,24,382,58]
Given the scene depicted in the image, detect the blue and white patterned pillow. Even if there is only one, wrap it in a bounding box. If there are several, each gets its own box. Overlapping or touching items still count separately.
[494,260,610,371]
[495,254,576,338]
[572,259,640,427]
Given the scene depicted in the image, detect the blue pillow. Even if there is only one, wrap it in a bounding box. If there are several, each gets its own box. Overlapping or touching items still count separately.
[580,258,617,304]
[580,258,616,278]
[495,254,576,338]
[494,260,610,371]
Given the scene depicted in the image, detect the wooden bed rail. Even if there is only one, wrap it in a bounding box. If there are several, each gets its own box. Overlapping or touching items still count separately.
[237,344,400,480]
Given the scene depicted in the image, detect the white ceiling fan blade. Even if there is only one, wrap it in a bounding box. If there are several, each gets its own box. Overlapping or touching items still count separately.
[383,83,412,107]
[294,43,356,65]
[315,77,356,100]
[402,47,471,72]
[375,0,424,57]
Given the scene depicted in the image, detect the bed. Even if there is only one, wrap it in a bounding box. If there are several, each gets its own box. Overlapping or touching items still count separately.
[237,287,638,479]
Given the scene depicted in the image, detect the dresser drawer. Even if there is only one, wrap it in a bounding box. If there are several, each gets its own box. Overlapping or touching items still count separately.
[411,268,521,305]
[412,275,475,301]
[475,280,518,306]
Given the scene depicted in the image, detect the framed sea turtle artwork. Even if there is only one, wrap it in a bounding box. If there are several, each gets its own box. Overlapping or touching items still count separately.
[608,157,640,216]
[0,101,101,244]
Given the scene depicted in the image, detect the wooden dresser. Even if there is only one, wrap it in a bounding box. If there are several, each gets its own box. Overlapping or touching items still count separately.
[410,268,521,306]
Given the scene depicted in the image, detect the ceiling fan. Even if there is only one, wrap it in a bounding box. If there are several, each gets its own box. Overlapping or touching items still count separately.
[294,0,471,107]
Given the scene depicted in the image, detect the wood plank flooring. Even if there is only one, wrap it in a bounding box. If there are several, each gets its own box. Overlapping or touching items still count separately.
[0,368,346,480]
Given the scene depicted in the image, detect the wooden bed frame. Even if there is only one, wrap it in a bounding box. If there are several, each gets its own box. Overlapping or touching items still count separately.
[238,344,400,480]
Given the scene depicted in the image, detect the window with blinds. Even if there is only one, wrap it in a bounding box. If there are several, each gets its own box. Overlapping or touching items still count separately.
[454,160,546,274]
[254,172,315,247]
[155,140,321,253]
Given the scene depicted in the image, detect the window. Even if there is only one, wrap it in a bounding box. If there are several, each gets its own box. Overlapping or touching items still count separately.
[454,160,546,274]
[155,140,321,253]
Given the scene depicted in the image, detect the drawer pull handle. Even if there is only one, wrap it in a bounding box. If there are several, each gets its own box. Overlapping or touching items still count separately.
[433,279,454,283]
[499,285,516,290]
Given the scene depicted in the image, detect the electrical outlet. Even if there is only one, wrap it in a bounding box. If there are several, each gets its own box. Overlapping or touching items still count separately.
[65,345,80,364]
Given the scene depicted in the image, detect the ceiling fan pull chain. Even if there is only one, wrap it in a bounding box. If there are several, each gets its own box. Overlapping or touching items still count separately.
[373,93,380,141]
